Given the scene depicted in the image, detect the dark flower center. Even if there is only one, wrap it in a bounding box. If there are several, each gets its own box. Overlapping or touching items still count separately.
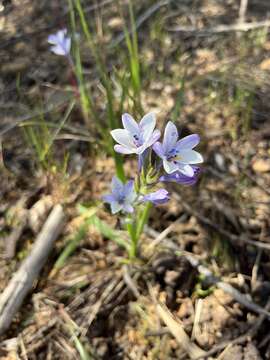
[117,194,126,204]
[133,134,143,147]
[167,148,181,161]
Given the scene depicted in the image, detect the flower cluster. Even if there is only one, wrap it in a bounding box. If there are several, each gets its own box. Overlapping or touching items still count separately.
[104,113,203,214]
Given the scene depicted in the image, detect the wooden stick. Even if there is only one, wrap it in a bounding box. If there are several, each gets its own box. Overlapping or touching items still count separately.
[238,0,249,24]
[0,205,65,335]
[149,286,206,359]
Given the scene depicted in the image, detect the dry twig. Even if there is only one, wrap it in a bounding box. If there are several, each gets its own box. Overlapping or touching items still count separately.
[169,19,270,34]
[0,205,65,335]
[238,0,249,24]
[149,286,206,359]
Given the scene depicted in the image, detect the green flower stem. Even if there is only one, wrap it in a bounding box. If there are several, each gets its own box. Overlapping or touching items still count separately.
[135,202,152,241]
[127,219,137,259]
[128,201,152,259]
[115,152,126,183]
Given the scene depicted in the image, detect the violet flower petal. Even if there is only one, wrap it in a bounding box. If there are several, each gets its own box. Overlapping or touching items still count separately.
[177,149,203,164]
[110,129,134,149]
[177,163,195,177]
[153,142,165,158]
[103,194,115,203]
[111,176,124,197]
[143,189,169,205]
[123,203,134,213]
[48,34,59,44]
[163,121,178,153]
[111,201,123,214]
[146,129,161,147]
[176,134,200,150]
[123,180,136,201]
[163,159,179,174]
[114,145,134,154]
[122,113,139,134]
[160,166,201,185]
[140,112,156,142]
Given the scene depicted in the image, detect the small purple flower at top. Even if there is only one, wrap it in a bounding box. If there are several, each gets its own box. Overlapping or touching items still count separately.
[48,29,71,56]
[103,176,137,214]
[160,166,201,185]
[111,113,161,155]
[143,189,169,205]
[153,121,203,177]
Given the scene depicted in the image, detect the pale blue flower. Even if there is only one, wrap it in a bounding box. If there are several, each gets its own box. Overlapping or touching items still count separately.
[48,29,71,56]
[153,121,203,177]
[103,177,137,214]
[160,166,201,185]
[143,189,169,205]
[111,113,161,155]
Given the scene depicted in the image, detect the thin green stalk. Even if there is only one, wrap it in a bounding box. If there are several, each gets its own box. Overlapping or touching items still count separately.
[127,219,137,258]
[21,114,51,169]
[135,202,152,240]
[68,0,98,127]
[74,0,116,128]
[73,0,125,181]
[72,334,92,360]
[25,126,43,162]
[90,214,129,251]
[73,47,94,124]
[128,202,152,258]
[63,316,92,360]
[120,0,142,114]
[73,0,103,78]
[128,0,141,96]
[40,100,75,162]
[171,75,186,123]
[114,153,125,182]
[53,223,89,271]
